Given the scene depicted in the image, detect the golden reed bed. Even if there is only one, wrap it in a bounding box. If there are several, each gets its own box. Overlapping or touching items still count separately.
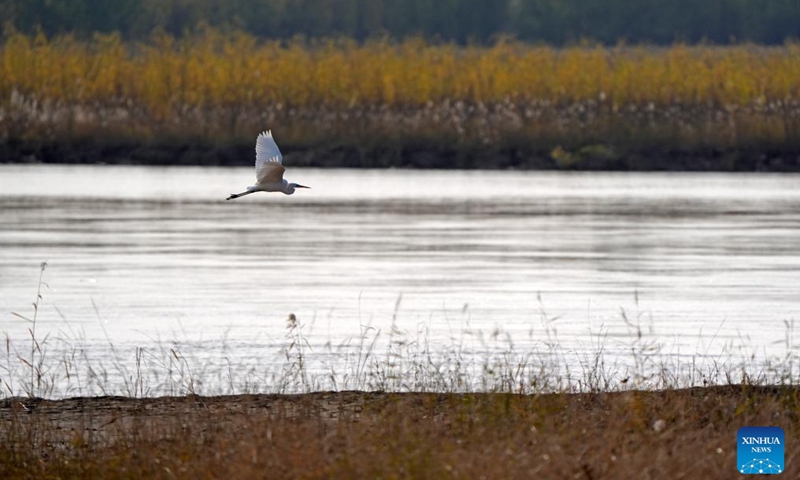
[2,30,800,167]
[3,30,800,110]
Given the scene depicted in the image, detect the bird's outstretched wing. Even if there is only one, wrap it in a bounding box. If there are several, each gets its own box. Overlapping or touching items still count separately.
[255,130,285,184]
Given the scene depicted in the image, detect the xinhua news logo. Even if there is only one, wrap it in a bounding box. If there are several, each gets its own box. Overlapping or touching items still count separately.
[737,426,784,474]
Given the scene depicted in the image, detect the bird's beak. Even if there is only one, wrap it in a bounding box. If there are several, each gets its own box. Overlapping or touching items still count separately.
[295,184,310,189]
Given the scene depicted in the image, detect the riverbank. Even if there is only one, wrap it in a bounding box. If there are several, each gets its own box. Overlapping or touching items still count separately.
[1,385,797,478]
[4,34,800,172]
[4,137,800,171]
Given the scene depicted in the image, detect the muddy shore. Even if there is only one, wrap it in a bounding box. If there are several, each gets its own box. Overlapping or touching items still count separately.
[2,386,798,478]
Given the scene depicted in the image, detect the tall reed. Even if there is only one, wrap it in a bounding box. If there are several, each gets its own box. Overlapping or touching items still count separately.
[2,30,800,151]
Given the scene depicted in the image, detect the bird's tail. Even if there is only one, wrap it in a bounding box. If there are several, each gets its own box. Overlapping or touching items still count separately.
[226,189,256,201]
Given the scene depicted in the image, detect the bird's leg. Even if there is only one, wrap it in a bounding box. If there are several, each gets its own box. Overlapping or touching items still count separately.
[226,190,256,201]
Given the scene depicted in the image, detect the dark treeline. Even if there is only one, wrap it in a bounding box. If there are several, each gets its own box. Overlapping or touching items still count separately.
[1,0,799,45]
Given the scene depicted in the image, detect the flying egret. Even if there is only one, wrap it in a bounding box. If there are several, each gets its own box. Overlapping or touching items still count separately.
[226,130,309,200]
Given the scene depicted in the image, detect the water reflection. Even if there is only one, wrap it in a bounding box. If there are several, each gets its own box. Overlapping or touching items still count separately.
[1,165,799,395]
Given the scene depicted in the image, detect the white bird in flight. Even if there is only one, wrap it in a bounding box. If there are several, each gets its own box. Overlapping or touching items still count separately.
[226,130,309,200]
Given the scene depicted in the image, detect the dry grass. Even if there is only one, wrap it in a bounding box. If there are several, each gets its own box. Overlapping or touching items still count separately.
[1,386,799,479]
[2,261,799,478]
[2,30,800,160]
[2,265,800,478]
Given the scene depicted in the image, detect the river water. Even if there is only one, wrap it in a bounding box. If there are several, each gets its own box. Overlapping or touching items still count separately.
[1,165,799,396]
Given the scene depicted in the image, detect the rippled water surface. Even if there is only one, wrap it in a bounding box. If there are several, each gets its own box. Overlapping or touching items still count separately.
[1,165,799,395]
